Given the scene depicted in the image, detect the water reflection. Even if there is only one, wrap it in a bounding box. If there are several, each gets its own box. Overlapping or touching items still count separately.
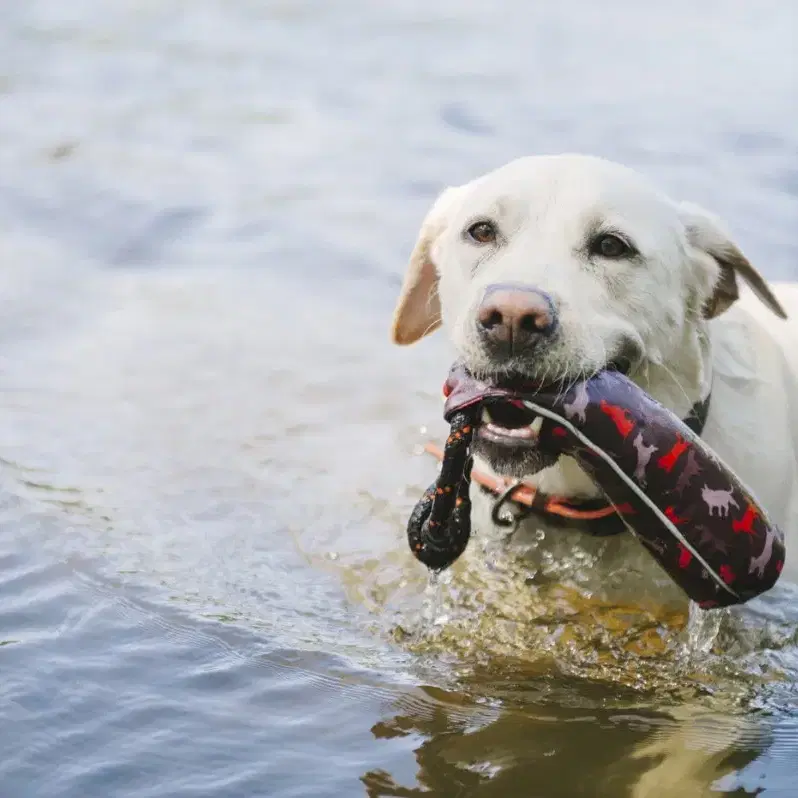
[363,684,771,797]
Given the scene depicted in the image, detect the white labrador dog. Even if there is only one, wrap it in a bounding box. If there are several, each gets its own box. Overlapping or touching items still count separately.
[392,154,798,607]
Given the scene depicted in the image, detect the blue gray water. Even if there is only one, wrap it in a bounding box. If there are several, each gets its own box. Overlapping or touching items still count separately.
[1,2,797,796]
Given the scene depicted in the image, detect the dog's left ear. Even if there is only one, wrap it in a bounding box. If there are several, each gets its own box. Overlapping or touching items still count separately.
[391,186,463,345]
[679,202,787,320]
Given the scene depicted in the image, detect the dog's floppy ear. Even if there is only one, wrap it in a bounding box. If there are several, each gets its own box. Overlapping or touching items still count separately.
[679,202,786,320]
[391,187,462,345]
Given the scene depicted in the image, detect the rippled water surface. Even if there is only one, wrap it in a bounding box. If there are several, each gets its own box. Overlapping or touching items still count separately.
[1,2,798,796]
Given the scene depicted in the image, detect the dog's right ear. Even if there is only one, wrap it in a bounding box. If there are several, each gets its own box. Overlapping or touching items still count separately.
[678,202,787,321]
[391,187,461,345]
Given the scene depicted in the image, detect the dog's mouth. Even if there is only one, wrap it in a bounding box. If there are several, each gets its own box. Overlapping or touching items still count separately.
[479,399,543,448]
[443,366,548,459]
[444,354,634,458]
[481,358,632,447]
[476,396,559,477]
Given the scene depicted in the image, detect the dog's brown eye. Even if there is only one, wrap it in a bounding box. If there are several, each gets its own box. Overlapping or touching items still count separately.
[591,233,634,259]
[466,221,497,244]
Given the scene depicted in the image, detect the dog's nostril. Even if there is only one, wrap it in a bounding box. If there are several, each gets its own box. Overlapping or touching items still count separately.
[519,313,541,333]
[482,309,503,329]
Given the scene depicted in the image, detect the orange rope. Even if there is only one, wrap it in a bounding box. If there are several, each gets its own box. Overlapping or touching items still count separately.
[423,441,620,521]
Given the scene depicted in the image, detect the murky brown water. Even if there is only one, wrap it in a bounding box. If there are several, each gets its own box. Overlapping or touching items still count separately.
[1,2,797,796]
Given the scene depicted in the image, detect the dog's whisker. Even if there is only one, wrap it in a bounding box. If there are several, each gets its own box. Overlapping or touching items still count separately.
[657,362,694,407]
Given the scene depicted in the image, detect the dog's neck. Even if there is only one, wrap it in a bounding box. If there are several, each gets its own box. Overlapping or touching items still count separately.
[486,320,713,501]
[636,320,713,422]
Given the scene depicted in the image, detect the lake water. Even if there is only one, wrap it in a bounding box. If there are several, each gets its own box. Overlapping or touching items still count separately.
[1,2,797,796]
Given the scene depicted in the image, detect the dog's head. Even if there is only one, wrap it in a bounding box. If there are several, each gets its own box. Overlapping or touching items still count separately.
[392,155,785,477]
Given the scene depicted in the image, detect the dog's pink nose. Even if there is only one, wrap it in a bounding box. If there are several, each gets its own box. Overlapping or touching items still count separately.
[477,284,557,350]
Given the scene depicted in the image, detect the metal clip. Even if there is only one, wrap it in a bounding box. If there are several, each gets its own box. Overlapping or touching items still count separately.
[490,480,531,530]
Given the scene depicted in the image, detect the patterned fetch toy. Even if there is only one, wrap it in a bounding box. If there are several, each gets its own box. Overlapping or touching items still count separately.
[407,364,785,608]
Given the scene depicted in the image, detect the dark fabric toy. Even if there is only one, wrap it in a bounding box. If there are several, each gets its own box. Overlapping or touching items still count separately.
[407,363,785,608]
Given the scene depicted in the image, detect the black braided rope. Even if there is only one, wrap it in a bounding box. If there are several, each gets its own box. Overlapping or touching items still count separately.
[406,409,478,571]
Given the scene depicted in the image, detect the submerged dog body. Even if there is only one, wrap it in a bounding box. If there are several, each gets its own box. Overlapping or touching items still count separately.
[392,154,798,605]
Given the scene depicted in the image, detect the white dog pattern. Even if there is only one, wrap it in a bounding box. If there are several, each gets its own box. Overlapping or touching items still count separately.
[563,382,590,425]
[632,432,657,486]
[749,524,777,577]
[701,485,740,518]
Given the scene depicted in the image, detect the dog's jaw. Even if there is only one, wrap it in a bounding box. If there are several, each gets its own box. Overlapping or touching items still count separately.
[474,450,603,498]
